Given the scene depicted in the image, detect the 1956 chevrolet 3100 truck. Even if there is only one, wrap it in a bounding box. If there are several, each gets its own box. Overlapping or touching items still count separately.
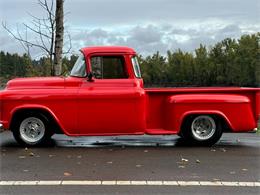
[0,46,259,146]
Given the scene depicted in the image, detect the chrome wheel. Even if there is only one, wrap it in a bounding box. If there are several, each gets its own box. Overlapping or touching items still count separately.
[19,117,45,143]
[191,115,216,141]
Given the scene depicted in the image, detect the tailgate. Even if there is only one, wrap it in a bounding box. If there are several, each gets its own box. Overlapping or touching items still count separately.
[256,91,260,121]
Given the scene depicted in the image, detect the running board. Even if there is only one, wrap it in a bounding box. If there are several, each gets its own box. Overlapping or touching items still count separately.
[145,129,177,135]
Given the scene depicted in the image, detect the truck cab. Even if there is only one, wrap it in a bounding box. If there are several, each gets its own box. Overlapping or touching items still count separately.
[68,47,146,135]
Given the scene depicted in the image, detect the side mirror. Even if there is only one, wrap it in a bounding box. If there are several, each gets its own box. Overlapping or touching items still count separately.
[87,72,94,82]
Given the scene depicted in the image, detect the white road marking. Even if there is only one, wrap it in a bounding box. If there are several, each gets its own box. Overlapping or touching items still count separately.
[131,181,147,185]
[116,181,131,185]
[254,182,260,187]
[200,181,222,186]
[178,181,200,186]
[162,181,178,185]
[0,181,15,185]
[222,181,239,186]
[147,181,163,185]
[101,181,117,185]
[62,180,101,185]
[238,182,255,187]
[0,180,259,187]
[13,181,40,185]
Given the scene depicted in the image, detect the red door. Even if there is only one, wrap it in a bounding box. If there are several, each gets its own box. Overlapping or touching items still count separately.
[77,55,145,135]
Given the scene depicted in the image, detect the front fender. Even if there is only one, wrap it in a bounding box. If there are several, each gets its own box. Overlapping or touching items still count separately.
[9,104,67,134]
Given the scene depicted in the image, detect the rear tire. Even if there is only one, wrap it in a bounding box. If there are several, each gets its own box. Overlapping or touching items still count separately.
[181,115,223,146]
[12,113,52,147]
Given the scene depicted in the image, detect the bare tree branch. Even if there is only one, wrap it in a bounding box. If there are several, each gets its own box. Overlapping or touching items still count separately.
[17,26,31,58]
[2,0,70,76]
[63,31,72,54]
[2,22,50,54]
[23,23,51,39]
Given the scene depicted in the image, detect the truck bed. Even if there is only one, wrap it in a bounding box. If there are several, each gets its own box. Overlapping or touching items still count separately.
[144,87,260,133]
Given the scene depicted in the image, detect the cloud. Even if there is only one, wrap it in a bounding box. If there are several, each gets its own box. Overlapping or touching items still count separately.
[63,0,259,26]
[68,22,256,56]
[0,0,259,57]
[1,0,259,25]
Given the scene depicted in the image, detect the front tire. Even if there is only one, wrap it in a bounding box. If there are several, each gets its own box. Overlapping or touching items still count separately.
[181,115,223,146]
[12,113,51,147]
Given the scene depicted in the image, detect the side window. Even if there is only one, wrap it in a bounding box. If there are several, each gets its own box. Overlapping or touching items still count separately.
[131,56,142,78]
[90,56,128,79]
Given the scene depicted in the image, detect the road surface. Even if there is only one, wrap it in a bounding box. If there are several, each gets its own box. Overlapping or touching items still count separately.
[0,131,259,195]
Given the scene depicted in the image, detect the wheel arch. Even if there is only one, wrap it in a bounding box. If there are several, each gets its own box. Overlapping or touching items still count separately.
[9,105,64,134]
[179,110,234,133]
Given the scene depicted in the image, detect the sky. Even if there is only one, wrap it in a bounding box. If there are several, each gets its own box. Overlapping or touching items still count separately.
[0,0,259,57]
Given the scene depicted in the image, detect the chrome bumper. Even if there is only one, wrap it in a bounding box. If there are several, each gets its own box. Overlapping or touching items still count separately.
[0,123,4,131]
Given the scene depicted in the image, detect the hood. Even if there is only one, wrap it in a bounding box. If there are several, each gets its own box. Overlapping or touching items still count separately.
[6,77,65,90]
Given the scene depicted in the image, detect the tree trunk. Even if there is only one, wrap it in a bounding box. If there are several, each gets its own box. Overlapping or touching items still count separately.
[54,0,64,76]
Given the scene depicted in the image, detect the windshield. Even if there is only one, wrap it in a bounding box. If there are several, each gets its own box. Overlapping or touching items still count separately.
[70,52,87,77]
[131,56,142,78]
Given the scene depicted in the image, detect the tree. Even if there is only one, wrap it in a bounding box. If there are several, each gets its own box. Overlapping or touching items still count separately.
[0,33,258,87]
[194,44,210,86]
[2,0,71,76]
[54,0,64,75]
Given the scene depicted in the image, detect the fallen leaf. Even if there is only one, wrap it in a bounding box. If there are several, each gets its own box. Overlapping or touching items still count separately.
[210,149,216,152]
[144,150,148,153]
[29,152,34,156]
[181,158,189,162]
[19,156,26,159]
[230,171,236,174]
[178,165,185,168]
[242,168,248,171]
[64,172,72,176]
[49,155,55,158]
[23,170,29,172]
[136,164,142,168]
[24,148,28,151]
[106,161,113,164]
[196,159,201,163]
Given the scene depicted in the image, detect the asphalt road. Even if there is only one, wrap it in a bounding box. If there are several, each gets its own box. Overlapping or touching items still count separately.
[0,131,260,195]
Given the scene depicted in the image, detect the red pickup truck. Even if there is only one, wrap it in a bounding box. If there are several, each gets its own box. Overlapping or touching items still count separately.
[0,46,259,146]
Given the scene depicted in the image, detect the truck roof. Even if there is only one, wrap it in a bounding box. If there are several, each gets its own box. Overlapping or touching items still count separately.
[81,46,136,55]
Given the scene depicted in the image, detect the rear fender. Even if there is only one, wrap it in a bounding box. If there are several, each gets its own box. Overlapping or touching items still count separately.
[165,94,255,132]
